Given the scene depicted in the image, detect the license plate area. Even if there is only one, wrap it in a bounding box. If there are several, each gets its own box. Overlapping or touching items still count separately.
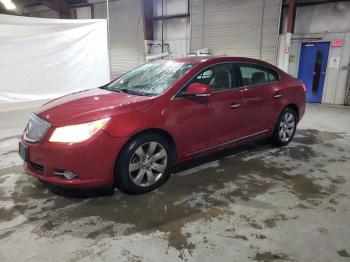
[19,142,29,162]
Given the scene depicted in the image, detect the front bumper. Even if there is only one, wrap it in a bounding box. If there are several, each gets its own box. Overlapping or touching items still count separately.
[22,130,127,189]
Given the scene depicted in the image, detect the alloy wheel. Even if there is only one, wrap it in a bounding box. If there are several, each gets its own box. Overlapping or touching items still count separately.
[128,142,168,187]
[278,112,296,143]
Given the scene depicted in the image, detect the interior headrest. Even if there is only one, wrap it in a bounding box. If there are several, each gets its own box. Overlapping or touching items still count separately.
[251,72,266,84]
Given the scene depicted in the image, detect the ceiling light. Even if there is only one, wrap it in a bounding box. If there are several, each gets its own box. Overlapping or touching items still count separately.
[0,0,16,10]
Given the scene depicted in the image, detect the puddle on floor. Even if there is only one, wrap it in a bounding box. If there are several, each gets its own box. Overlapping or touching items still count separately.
[0,129,348,258]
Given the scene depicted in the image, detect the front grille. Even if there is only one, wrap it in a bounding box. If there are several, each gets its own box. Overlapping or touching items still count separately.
[24,114,51,143]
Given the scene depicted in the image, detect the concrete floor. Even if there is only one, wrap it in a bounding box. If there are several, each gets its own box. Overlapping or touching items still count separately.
[0,103,350,262]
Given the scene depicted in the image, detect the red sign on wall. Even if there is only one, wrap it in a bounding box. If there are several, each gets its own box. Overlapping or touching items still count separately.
[332,39,343,47]
[284,44,290,54]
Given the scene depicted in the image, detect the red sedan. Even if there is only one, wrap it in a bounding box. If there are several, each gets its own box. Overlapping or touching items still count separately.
[19,56,306,194]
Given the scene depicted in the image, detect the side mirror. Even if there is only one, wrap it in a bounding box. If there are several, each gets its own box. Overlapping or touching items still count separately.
[183,83,211,97]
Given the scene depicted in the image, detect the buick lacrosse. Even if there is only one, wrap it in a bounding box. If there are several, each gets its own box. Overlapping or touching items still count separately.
[19,56,306,194]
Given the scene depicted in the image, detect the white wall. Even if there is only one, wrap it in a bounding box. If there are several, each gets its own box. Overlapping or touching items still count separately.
[294,2,350,34]
[0,15,110,103]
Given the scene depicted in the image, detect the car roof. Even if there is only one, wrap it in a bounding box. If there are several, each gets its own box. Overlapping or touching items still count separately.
[164,56,271,65]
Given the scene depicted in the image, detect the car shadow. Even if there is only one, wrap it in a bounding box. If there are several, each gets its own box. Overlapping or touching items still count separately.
[172,139,271,174]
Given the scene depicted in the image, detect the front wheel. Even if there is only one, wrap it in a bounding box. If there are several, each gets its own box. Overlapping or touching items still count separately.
[115,133,172,194]
[271,107,297,147]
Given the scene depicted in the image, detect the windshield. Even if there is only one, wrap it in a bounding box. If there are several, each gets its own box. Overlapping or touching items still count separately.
[106,61,193,96]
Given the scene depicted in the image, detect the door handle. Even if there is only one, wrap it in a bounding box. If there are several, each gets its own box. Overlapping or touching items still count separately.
[229,103,241,109]
[274,93,283,99]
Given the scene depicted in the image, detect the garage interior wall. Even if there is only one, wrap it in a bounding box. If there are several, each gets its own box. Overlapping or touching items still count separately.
[23,0,146,79]
[277,33,350,105]
[72,6,92,19]
[23,0,283,76]
[92,0,145,78]
[190,0,282,65]
[277,2,350,105]
[283,1,350,34]
[23,5,59,18]
[153,0,190,58]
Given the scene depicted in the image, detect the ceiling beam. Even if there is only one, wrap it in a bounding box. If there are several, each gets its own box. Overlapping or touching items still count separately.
[283,0,350,7]
[286,0,296,33]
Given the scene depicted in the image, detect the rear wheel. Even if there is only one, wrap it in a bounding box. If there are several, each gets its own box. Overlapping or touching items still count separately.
[115,133,172,194]
[271,107,297,147]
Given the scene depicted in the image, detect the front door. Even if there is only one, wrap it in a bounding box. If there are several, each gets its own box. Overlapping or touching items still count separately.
[174,63,244,156]
[298,42,330,103]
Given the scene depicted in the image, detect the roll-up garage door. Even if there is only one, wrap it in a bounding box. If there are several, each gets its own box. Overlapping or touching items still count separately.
[190,0,281,64]
[94,0,145,78]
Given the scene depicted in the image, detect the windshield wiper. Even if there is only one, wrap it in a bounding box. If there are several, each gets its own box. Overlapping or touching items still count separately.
[99,85,109,90]
[101,86,125,93]
[119,88,154,97]
[102,86,154,96]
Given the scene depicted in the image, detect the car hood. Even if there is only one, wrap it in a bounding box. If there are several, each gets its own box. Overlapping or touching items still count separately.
[36,88,154,126]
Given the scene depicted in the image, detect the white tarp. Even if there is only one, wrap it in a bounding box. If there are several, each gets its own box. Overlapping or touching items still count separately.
[0,15,110,103]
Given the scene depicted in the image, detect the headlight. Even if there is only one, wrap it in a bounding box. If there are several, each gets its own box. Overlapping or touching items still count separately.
[49,118,110,143]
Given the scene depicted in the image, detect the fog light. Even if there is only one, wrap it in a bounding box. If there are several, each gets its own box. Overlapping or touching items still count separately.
[53,170,78,180]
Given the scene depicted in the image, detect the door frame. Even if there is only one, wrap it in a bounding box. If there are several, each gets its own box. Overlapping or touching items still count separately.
[297,41,330,103]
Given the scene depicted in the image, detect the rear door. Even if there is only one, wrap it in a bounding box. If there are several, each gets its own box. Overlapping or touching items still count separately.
[233,63,280,136]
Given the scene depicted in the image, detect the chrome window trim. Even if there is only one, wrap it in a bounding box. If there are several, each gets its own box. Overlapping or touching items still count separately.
[171,61,281,100]
[172,62,234,100]
[236,62,280,88]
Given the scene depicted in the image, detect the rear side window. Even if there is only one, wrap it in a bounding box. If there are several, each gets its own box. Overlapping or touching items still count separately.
[235,63,279,87]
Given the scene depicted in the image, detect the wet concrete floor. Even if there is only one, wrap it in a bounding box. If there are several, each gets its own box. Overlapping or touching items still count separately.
[0,104,350,261]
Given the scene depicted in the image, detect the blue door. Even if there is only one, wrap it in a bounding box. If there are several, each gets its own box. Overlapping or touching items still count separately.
[298,42,330,103]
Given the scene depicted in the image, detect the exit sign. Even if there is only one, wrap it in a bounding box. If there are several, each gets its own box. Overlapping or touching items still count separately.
[332,39,343,47]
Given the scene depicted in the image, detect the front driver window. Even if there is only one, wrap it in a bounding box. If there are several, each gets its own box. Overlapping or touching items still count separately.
[190,64,233,92]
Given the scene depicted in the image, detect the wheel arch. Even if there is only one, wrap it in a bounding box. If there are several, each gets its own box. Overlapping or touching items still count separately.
[285,103,300,121]
[114,128,177,173]
[113,128,176,192]
[271,103,300,137]
[131,128,177,163]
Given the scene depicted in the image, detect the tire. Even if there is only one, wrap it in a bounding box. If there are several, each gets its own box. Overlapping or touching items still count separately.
[271,107,297,147]
[115,133,172,194]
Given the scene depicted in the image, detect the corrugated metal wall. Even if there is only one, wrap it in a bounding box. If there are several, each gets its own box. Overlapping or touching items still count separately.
[190,0,281,64]
[153,0,190,58]
[29,0,282,76]
[321,33,350,105]
[94,0,145,78]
